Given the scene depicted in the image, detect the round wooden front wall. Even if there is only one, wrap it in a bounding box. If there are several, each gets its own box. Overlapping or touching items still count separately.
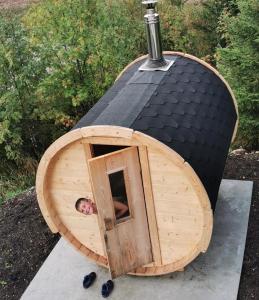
[36,125,212,276]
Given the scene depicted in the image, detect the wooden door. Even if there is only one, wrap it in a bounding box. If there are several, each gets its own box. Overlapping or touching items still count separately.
[88,146,153,278]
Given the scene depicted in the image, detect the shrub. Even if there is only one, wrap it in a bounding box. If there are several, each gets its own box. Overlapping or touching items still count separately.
[1,0,233,169]
[159,1,218,60]
[0,1,146,169]
[157,0,239,63]
[22,0,145,127]
[217,0,259,149]
[0,15,56,166]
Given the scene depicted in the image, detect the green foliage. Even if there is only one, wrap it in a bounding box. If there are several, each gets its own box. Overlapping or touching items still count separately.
[0,1,146,199]
[157,1,238,63]
[0,1,145,167]
[22,0,145,126]
[0,174,34,204]
[175,0,238,64]
[0,158,35,203]
[0,14,64,169]
[1,16,42,162]
[0,0,258,201]
[217,0,259,149]
[159,1,219,59]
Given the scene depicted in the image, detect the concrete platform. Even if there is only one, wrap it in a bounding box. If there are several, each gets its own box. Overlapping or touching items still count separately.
[21,179,253,300]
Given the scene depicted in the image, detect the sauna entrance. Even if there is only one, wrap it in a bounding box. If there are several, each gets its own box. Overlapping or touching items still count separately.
[88,146,153,278]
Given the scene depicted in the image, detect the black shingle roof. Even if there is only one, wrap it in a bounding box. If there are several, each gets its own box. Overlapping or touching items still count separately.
[74,54,237,210]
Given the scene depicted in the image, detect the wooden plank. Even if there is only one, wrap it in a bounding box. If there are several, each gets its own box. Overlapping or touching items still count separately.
[105,152,126,173]
[146,146,211,265]
[88,158,116,220]
[97,255,108,266]
[36,159,59,233]
[52,129,82,150]
[121,148,153,265]
[45,140,106,257]
[138,146,162,265]
[88,157,123,278]
[80,125,133,139]
[200,209,213,253]
[120,148,153,265]
[43,129,82,160]
[88,251,100,261]
[88,147,153,278]
[79,245,90,256]
[81,142,107,257]
[82,141,93,159]
[82,136,139,146]
[183,161,211,209]
[71,238,82,250]
[47,166,91,177]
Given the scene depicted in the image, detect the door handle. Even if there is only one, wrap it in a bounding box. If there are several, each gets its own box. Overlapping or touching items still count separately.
[104,218,114,231]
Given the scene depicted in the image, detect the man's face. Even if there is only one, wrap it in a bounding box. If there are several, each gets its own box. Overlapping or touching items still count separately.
[78,200,94,215]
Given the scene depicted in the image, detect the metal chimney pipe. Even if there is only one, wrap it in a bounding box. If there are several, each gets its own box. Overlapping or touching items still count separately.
[143,0,166,66]
[139,0,174,71]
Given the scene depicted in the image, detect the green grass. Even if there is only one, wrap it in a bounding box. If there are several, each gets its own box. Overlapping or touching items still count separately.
[0,6,28,19]
[0,173,35,205]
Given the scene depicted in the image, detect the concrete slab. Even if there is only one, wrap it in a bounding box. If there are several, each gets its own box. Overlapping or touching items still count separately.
[21,179,253,300]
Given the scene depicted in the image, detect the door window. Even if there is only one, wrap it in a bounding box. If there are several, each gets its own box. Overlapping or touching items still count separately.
[108,170,130,221]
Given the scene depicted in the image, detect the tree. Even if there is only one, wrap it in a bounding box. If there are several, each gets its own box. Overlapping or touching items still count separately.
[217,0,259,149]
[0,0,146,170]
[0,15,53,165]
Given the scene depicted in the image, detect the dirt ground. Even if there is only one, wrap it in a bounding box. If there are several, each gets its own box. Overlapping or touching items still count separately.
[0,152,258,300]
[224,152,259,300]
[0,188,59,300]
[0,0,35,9]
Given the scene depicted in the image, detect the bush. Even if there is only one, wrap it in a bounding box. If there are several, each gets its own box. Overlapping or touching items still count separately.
[159,1,220,60]
[0,1,146,169]
[217,0,259,149]
[22,0,145,125]
[0,15,56,166]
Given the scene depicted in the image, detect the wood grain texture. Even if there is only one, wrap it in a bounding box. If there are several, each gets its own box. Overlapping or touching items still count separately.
[47,140,105,257]
[138,145,162,265]
[80,125,133,139]
[36,125,213,276]
[88,147,153,278]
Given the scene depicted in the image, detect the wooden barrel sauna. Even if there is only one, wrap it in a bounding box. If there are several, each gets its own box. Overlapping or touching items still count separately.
[36,52,238,278]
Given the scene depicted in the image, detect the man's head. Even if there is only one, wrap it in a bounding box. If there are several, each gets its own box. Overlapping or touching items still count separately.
[75,198,95,215]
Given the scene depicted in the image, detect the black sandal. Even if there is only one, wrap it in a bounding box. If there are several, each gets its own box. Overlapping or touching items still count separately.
[101,280,114,298]
[83,272,96,289]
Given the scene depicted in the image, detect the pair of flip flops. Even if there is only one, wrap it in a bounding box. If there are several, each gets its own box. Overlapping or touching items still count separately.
[83,272,114,298]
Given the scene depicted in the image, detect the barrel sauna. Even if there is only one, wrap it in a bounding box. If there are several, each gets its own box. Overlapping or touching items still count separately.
[36,2,238,279]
